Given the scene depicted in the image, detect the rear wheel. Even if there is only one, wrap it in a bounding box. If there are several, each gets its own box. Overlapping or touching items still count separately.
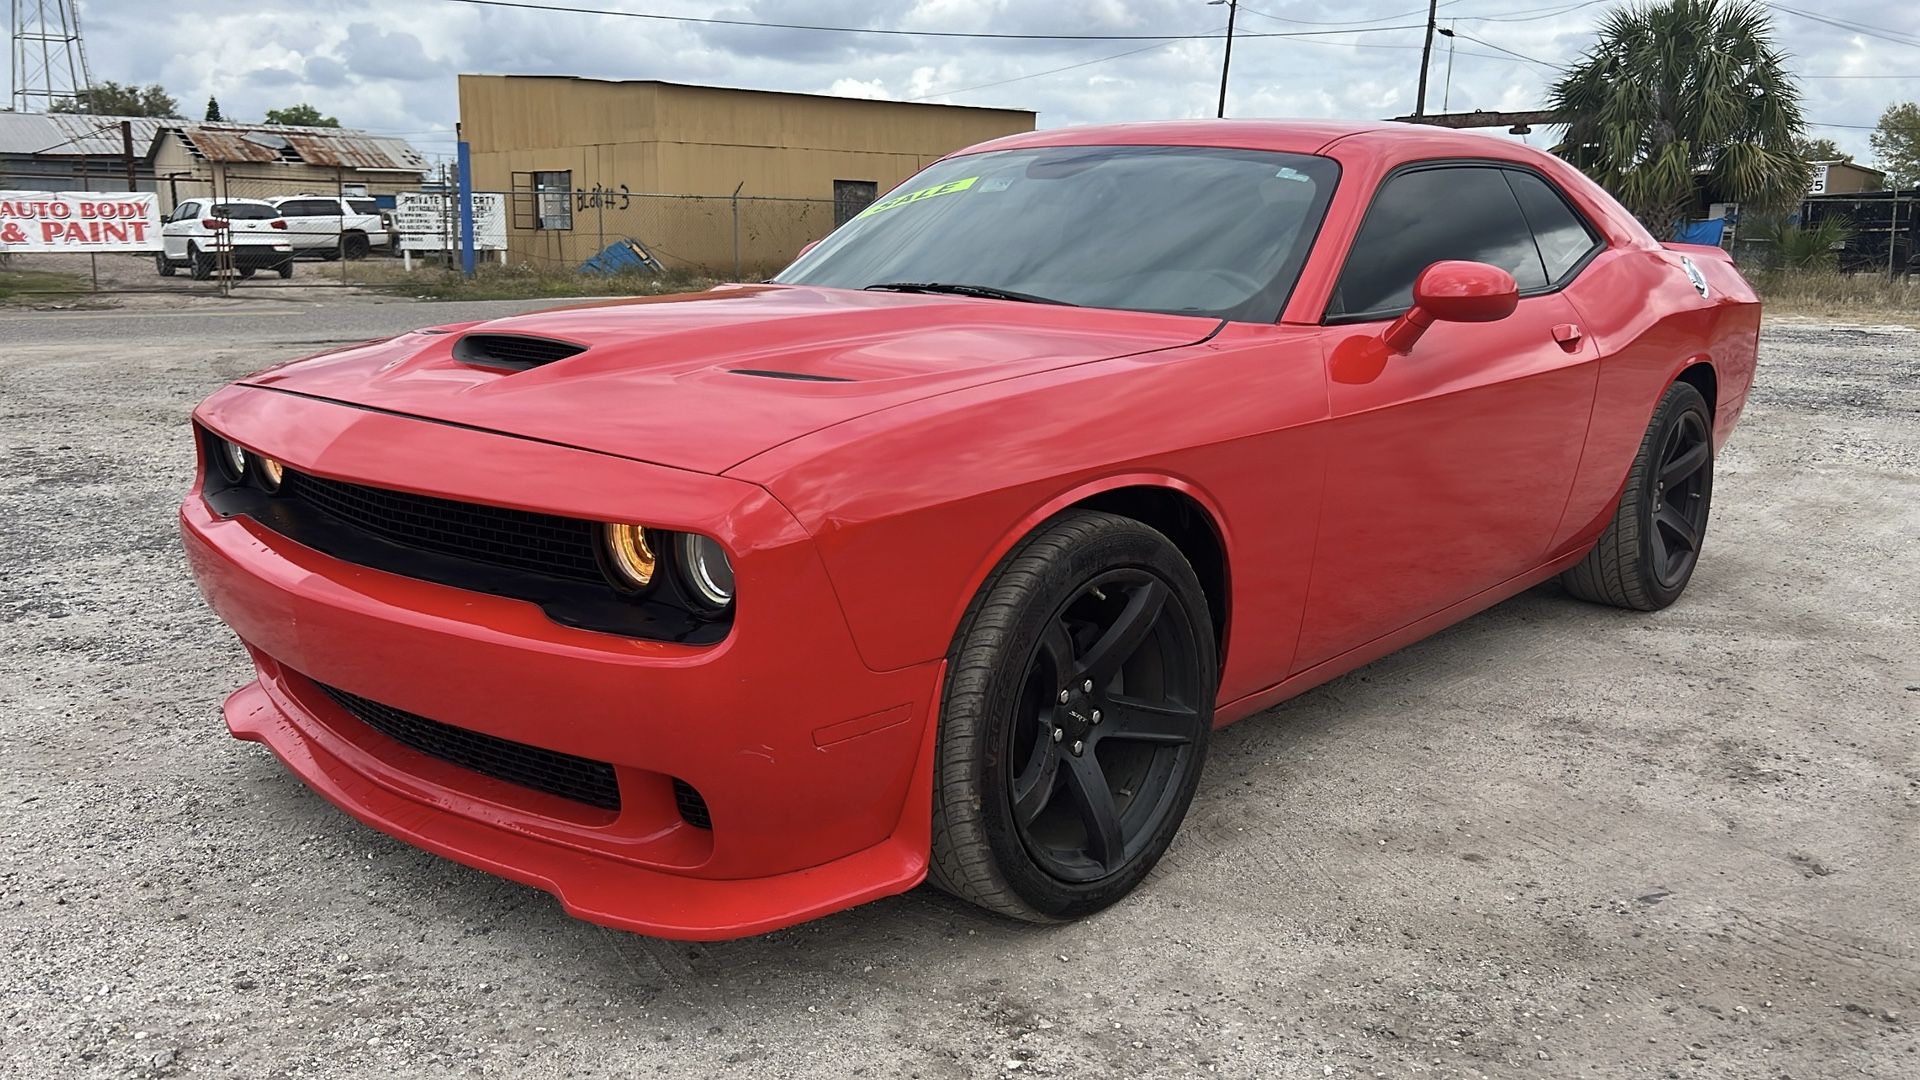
[236,266,256,280]
[277,259,295,280]
[929,510,1215,922]
[188,243,214,281]
[1562,379,1714,610]
[343,232,370,260]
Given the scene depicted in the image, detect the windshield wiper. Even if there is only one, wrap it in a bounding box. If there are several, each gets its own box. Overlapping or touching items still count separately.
[863,282,1075,306]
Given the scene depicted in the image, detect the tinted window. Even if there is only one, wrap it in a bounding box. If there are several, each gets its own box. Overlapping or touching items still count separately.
[280,199,334,216]
[171,201,199,221]
[778,145,1341,322]
[1506,171,1599,281]
[1330,166,1546,319]
[347,198,379,215]
[212,202,279,220]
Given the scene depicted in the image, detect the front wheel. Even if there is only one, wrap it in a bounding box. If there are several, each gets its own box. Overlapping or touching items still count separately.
[155,251,175,277]
[929,510,1215,923]
[1562,379,1714,610]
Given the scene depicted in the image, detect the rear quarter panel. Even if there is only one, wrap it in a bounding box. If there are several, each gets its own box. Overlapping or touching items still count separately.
[1546,245,1760,555]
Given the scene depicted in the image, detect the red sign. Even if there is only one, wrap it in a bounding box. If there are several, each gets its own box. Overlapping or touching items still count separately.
[0,191,162,252]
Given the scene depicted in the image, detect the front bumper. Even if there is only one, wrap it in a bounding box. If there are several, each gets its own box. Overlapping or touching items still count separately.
[182,384,942,939]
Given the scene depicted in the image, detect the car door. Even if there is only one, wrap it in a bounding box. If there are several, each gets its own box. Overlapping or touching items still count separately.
[1292,163,1602,671]
[163,200,200,259]
[276,198,333,251]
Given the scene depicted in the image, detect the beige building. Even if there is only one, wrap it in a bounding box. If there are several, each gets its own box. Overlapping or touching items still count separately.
[456,75,1036,272]
[145,123,428,213]
[1808,159,1886,196]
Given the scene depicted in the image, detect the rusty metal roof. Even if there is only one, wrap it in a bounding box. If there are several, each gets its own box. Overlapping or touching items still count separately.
[166,123,427,173]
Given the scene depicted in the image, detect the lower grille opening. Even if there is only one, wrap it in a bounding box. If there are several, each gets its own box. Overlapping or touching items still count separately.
[313,680,621,812]
[672,778,712,829]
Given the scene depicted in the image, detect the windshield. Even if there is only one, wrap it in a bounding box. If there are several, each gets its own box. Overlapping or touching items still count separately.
[776,145,1339,322]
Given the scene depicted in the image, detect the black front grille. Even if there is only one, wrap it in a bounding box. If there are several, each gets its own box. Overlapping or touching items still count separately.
[452,333,587,371]
[314,681,621,812]
[284,469,605,583]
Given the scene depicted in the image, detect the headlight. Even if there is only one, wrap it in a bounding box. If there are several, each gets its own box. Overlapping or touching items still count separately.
[601,523,658,591]
[214,438,247,483]
[677,533,735,609]
[255,455,285,493]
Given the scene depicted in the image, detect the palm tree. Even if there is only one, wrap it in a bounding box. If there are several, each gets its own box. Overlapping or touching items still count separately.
[1550,0,1805,232]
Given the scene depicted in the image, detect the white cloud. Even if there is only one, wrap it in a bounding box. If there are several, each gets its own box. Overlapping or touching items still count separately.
[51,0,1910,169]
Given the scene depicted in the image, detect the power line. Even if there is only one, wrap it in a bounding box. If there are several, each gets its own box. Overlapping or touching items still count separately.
[1450,29,1561,66]
[1764,4,1920,48]
[906,38,1197,101]
[1455,0,1609,22]
[1237,1,1462,28]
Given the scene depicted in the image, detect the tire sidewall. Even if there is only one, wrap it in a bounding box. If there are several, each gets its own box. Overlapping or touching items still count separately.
[1635,383,1713,607]
[953,516,1215,918]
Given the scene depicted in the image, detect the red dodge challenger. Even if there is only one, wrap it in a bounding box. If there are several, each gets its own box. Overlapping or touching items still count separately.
[182,120,1758,939]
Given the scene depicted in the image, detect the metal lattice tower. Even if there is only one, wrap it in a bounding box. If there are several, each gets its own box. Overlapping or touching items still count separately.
[10,0,94,112]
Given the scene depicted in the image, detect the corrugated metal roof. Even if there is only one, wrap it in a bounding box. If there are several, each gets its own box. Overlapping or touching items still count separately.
[168,123,427,172]
[0,112,168,157]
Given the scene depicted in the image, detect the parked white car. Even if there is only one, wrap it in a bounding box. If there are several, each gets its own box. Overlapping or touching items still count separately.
[157,199,294,280]
[267,194,390,260]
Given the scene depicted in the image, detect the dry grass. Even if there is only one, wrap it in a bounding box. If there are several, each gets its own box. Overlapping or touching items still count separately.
[1751,269,1920,325]
[0,266,89,302]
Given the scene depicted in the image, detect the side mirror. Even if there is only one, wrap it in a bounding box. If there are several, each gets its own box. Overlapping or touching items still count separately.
[1382,260,1519,354]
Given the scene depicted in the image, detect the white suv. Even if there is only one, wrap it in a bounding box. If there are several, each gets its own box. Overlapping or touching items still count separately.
[157,199,295,280]
[267,194,390,260]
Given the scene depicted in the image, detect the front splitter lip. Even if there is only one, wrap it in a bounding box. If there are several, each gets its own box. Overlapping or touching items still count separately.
[224,678,935,941]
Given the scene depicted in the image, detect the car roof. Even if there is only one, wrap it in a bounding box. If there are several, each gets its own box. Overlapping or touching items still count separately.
[952,118,1547,162]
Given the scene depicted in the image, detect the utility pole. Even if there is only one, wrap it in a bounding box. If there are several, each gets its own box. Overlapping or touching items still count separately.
[1414,0,1439,117]
[1210,0,1237,119]
[1439,24,1456,112]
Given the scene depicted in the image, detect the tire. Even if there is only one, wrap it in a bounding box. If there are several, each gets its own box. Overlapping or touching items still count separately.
[1562,379,1714,610]
[277,260,295,280]
[929,510,1216,923]
[236,267,256,280]
[155,251,175,277]
[188,244,214,281]
[342,232,370,260]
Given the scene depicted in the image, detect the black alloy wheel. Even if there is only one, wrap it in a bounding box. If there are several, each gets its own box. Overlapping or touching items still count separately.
[1562,378,1714,610]
[930,510,1215,922]
[1009,570,1203,883]
[1649,406,1711,589]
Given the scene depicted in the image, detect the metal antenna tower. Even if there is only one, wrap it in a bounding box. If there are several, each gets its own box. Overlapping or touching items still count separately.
[10,0,95,112]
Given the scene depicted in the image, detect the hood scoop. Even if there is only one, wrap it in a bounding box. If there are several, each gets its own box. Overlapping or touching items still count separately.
[452,333,588,372]
[729,368,854,383]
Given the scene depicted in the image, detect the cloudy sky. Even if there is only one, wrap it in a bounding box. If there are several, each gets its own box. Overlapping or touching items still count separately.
[42,0,1919,169]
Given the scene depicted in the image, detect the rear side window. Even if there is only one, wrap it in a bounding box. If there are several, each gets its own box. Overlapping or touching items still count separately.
[347,198,379,215]
[279,199,334,216]
[213,202,279,220]
[1506,171,1600,281]
[1329,166,1546,320]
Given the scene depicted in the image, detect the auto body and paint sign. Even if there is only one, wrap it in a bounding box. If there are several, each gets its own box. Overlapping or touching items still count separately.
[0,191,162,252]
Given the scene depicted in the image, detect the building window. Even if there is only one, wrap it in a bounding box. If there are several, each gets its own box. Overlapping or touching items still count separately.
[534,170,573,230]
[834,180,877,227]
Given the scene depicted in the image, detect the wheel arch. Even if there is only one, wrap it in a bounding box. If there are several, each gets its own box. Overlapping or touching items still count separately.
[955,475,1234,673]
[1674,359,1717,421]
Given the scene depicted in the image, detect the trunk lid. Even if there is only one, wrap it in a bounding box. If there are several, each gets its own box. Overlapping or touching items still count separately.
[243,285,1219,474]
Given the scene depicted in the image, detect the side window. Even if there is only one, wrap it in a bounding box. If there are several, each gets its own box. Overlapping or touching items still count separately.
[1505,171,1601,282]
[171,201,198,222]
[1329,166,1547,320]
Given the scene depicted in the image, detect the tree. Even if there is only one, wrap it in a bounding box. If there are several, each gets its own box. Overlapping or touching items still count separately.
[204,96,224,122]
[1794,136,1847,163]
[48,81,181,118]
[1870,102,1920,189]
[263,103,340,128]
[1549,0,1805,230]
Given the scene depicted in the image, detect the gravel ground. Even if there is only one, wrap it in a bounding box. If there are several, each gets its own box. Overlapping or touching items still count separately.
[1,303,1915,1079]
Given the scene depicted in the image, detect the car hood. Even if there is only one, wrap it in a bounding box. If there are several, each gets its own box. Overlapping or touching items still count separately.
[242,284,1220,474]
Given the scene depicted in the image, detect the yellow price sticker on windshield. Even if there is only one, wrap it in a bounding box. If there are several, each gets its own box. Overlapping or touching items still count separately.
[857,176,978,219]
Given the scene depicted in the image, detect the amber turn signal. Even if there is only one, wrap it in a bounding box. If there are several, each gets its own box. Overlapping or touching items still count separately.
[602,523,658,590]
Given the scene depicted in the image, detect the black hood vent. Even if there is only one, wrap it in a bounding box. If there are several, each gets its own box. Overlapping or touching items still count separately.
[728,368,853,383]
[452,333,588,371]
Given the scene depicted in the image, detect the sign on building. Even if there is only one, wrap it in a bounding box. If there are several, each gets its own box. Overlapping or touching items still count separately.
[0,191,161,252]
[393,192,507,252]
